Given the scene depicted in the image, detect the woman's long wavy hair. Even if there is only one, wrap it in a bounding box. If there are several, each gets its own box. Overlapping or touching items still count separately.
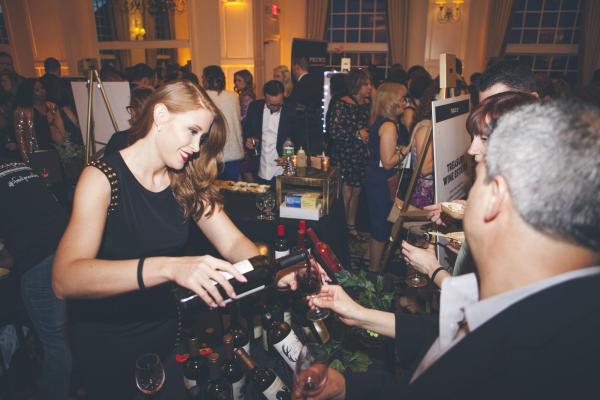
[129,81,226,221]
[369,82,407,125]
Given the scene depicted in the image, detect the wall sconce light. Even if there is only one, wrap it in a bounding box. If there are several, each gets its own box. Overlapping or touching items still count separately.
[435,0,463,24]
[131,19,146,40]
[224,0,245,4]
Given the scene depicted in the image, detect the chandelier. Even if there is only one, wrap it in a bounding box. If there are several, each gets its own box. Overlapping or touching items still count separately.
[123,0,187,15]
[435,0,464,24]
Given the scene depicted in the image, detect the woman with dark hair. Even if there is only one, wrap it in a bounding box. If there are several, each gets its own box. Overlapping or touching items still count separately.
[13,78,65,162]
[330,69,372,238]
[52,81,296,399]
[104,86,155,155]
[407,77,437,209]
[234,69,255,121]
[203,65,244,180]
[402,91,539,286]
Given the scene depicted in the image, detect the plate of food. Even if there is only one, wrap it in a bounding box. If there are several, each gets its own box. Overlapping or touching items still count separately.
[441,202,465,220]
[445,231,465,250]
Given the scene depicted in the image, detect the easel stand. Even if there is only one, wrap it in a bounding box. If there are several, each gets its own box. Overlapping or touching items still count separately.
[380,54,458,271]
[84,68,119,163]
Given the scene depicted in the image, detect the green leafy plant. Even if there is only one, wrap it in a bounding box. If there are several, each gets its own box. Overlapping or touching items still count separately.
[320,340,371,373]
[335,270,396,311]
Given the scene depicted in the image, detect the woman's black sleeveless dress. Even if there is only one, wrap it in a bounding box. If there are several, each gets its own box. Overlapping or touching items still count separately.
[69,151,190,399]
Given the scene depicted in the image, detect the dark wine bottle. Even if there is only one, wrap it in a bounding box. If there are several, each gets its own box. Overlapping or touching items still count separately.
[296,220,308,251]
[205,352,233,400]
[261,302,283,353]
[306,228,342,283]
[175,341,193,397]
[291,298,330,344]
[234,348,291,400]
[268,320,304,370]
[227,318,250,356]
[274,224,290,259]
[176,251,309,313]
[222,334,246,400]
[184,337,212,395]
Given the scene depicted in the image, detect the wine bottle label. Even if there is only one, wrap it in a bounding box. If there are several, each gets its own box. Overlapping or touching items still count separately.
[273,330,303,370]
[274,250,290,259]
[232,376,246,400]
[283,310,292,326]
[183,376,196,390]
[242,342,250,356]
[220,259,254,281]
[262,330,269,352]
[223,285,266,306]
[301,326,317,342]
[313,320,330,343]
[262,376,290,400]
[253,315,263,339]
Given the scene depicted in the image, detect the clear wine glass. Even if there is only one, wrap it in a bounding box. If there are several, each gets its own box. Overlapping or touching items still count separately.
[294,344,329,399]
[135,353,165,397]
[256,194,266,220]
[262,191,276,221]
[297,261,330,321]
[405,225,431,288]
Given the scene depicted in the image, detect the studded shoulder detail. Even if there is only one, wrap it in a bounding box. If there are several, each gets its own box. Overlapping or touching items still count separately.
[88,159,119,215]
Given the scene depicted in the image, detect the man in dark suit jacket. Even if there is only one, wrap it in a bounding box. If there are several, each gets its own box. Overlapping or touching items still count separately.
[243,80,295,183]
[289,56,323,154]
[305,99,600,399]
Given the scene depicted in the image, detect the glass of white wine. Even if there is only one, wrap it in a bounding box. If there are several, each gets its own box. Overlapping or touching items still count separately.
[135,353,165,397]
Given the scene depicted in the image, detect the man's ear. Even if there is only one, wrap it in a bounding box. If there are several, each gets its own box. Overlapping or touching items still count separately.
[484,175,509,223]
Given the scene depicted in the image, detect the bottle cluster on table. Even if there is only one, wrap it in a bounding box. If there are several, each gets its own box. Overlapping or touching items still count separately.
[172,220,349,399]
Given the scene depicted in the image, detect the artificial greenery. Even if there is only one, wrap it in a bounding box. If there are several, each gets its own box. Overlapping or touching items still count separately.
[335,270,396,311]
[321,340,371,373]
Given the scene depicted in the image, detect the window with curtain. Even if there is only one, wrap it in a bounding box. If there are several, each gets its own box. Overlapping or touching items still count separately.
[90,0,189,71]
[324,0,390,81]
[504,0,583,84]
[0,4,9,44]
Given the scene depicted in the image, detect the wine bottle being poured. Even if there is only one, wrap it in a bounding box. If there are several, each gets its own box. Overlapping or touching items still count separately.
[175,251,309,313]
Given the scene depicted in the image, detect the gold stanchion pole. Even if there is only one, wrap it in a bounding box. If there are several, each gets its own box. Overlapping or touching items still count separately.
[84,69,95,164]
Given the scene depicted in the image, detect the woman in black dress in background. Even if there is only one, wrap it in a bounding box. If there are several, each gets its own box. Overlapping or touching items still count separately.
[53,81,260,399]
[329,69,372,237]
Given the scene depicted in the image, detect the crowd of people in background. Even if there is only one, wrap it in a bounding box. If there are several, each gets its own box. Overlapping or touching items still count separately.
[1,50,600,399]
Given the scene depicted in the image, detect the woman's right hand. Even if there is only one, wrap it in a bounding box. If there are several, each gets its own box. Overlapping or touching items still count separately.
[170,255,248,308]
[308,285,365,327]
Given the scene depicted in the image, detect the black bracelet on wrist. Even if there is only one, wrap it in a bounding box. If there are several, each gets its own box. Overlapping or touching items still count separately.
[430,266,447,285]
[137,257,146,290]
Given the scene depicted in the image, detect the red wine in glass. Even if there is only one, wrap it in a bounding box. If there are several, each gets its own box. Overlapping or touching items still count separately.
[296,262,330,321]
[405,225,430,288]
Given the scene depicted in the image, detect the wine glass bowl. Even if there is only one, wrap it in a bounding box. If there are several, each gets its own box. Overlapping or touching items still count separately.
[296,261,330,321]
[405,225,431,288]
[135,353,165,396]
[294,344,329,398]
[256,195,266,220]
[262,191,276,221]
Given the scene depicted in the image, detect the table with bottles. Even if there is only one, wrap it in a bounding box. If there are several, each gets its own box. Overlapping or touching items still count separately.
[174,244,395,400]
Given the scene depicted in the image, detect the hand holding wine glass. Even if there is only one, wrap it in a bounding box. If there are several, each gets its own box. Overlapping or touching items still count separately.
[404,225,431,288]
[135,353,165,397]
[308,285,365,327]
[296,259,330,321]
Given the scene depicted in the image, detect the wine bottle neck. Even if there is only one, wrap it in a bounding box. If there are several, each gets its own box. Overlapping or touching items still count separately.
[234,348,256,371]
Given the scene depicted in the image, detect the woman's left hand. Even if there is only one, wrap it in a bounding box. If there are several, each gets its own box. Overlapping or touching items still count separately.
[401,241,439,277]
